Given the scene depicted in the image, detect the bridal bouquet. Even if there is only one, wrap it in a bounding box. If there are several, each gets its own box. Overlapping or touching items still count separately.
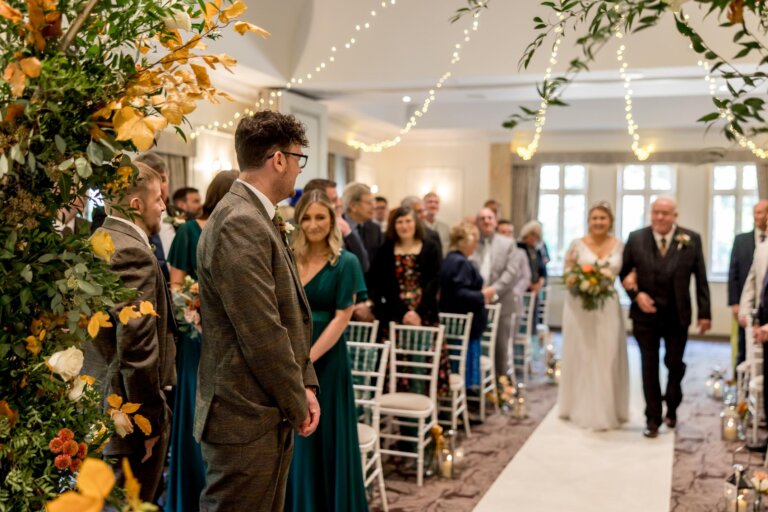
[173,276,202,335]
[563,262,616,311]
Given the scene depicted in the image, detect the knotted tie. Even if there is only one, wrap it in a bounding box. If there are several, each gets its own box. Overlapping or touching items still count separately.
[761,232,766,243]
[659,236,668,257]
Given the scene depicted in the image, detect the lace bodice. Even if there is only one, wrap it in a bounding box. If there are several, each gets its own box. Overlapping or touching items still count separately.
[565,238,624,278]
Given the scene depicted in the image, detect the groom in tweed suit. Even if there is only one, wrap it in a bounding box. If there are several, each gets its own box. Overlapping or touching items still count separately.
[196,111,320,511]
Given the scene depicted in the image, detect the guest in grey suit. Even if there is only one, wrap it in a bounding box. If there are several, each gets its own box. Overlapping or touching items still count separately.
[729,199,768,370]
[195,112,320,511]
[83,162,176,502]
[469,208,519,378]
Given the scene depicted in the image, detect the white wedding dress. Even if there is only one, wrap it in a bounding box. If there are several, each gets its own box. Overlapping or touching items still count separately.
[558,238,630,430]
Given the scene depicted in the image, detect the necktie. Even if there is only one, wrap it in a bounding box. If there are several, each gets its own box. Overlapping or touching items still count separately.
[761,232,766,243]
[659,236,667,257]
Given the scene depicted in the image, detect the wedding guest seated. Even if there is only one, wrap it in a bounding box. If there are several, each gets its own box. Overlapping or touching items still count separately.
[369,206,449,394]
[286,190,368,512]
[165,170,238,512]
[440,222,492,389]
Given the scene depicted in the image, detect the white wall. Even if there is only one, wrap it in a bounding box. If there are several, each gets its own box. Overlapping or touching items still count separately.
[357,138,491,226]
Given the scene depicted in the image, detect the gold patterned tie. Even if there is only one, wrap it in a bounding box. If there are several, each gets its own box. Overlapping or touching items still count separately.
[660,237,668,257]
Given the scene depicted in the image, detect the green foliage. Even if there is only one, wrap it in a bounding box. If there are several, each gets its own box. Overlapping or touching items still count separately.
[454,0,768,141]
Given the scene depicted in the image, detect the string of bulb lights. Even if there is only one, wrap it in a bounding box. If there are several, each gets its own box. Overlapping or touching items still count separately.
[189,0,402,140]
[514,12,565,161]
[346,8,484,152]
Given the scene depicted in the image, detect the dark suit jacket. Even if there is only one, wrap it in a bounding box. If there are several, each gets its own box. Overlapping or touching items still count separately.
[195,180,318,444]
[517,241,548,283]
[729,231,756,306]
[439,251,487,339]
[620,226,711,327]
[343,230,369,273]
[83,217,177,455]
[424,226,443,256]
[369,236,442,326]
[343,215,384,269]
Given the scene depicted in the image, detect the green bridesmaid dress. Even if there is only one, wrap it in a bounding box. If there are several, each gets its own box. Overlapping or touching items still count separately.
[166,219,206,512]
[286,250,369,512]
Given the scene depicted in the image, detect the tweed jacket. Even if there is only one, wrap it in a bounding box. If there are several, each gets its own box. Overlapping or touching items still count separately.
[194,180,318,444]
[620,226,711,327]
[83,217,177,455]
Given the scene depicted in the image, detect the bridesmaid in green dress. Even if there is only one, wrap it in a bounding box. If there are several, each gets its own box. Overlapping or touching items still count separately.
[166,170,238,512]
[286,189,368,512]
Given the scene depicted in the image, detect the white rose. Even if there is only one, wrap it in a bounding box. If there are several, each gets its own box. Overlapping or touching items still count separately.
[110,409,134,437]
[68,375,91,401]
[579,280,591,292]
[662,0,689,12]
[48,347,84,382]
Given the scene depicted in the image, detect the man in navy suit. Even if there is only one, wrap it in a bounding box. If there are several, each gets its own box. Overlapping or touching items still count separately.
[729,199,768,372]
[620,197,710,438]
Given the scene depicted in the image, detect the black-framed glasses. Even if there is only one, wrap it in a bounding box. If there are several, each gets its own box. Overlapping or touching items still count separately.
[268,151,308,169]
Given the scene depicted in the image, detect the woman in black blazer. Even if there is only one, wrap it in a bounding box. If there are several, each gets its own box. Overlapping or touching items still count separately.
[369,206,447,393]
[439,222,493,389]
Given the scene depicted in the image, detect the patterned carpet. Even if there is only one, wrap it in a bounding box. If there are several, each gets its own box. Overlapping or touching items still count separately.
[369,338,738,512]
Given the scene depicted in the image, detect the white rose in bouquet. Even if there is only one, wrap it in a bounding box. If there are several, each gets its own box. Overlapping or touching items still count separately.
[48,347,84,382]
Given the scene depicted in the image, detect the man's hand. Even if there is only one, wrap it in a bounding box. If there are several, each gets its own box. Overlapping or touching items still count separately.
[337,216,351,236]
[298,388,320,437]
[481,287,496,304]
[636,292,657,314]
[141,436,160,463]
[756,325,768,344]
[403,310,421,326]
[697,319,711,335]
[353,302,375,322]
[731,304,740,319]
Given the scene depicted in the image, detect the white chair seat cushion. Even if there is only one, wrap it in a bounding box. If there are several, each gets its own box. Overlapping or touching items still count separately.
[480,355,492,372]
[449,373,463,391]
[357,423,377,451]
[379,392,434,414]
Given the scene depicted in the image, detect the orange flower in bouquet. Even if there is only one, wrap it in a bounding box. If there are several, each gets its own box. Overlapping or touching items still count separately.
[563,260,616,311]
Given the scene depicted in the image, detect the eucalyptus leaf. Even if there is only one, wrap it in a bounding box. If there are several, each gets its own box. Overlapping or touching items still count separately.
[75,157,92,178]
[54,135,67,154]
[20,265,32,283]
[0,154,8,179]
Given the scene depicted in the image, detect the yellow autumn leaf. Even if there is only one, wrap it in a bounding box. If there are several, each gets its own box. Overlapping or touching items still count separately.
[19,57,42,78]
[0,0,23,22]
[113,106,167,151]
[190,63,211,88]
[121,458,143,510]
[118,305,142,325]
[201,0,222,29]
[25,335,41,356]
[219,0,246,22]
[233,21,270,38]
[139,301,159,317]
[3,62,26,97]
[87,311,112,338]
[133,414,152,436]
[216,53,237,71]
[90,229,115,263]
[46,491,103,512]
[106,394,123,409]
[76,458,115,498]
[151,94,195,125]
[120,402,141,414]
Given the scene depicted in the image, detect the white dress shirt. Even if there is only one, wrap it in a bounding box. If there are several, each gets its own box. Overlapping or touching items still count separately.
[652,225,677,253]
[479,236,493,283]
[756,229,767,245]
[107,215,151,249]
[237,179,276,220]
[158,211,176,255]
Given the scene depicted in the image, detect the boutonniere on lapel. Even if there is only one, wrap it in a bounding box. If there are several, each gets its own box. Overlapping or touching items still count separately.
[675,233,691,250]
[273,210,295,244]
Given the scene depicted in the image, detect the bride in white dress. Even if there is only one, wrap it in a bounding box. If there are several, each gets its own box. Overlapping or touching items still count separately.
[558,202,630,430]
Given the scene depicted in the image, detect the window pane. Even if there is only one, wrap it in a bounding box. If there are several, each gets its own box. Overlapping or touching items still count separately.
[622,165,645,190]
[539,194,560,269]
[563,195,586,250]
[743,165,757,190]
[742,195,758,233]
[714,165,737,191]
[711,195,736,274]
[564,165,586,190]
[650,165,673,191]
[540,165,560,190]
[621,195,645,240]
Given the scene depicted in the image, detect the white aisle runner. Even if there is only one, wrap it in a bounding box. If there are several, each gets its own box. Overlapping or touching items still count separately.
[474,344,674,512]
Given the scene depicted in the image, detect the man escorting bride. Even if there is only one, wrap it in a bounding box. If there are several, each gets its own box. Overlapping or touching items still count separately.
[558,202,629,431]
[558,197,710,437]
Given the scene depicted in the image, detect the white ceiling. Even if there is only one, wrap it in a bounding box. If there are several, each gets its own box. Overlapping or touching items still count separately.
[204,0,759,145]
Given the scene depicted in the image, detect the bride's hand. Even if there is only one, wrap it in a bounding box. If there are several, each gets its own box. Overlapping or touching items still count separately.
[622,271,638,292]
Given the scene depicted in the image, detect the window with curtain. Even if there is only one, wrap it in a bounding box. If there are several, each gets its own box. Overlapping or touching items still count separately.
[538,164,588,275]
[710,164,758,276]
[617,164,677,241]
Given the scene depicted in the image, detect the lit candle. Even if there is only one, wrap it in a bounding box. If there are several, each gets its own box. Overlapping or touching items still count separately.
[736,495,747,512]
[724,418,739,442]
[713,380,723,399]
[441,454,453,478]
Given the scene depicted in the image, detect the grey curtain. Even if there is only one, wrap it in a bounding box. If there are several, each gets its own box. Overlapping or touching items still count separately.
[511,162,539,233]
[161,154,188,194]
[327,153,337,183]
[758,162,768,199]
